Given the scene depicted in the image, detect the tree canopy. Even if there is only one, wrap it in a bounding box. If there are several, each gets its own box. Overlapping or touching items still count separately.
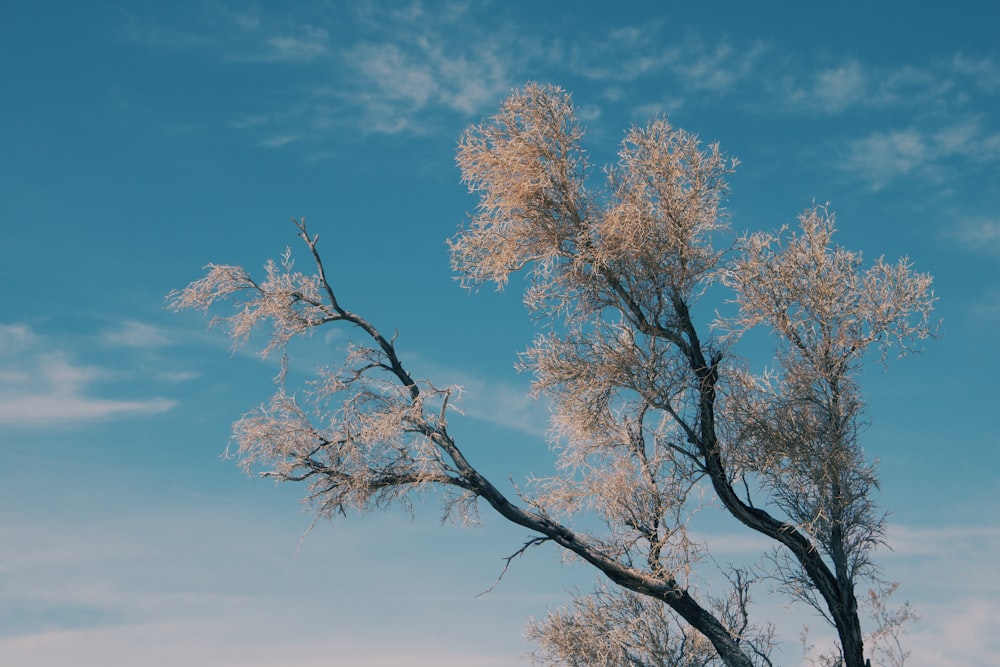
[170,83,936,667]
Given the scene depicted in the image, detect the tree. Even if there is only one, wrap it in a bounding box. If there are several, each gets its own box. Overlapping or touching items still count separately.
[169,83,936,667]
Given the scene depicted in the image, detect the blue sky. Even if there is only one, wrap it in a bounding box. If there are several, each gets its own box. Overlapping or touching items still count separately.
[2,1,999,665]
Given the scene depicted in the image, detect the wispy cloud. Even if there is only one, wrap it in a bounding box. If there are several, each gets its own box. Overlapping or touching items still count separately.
[679,40,767,92]
[887,523,1000,558]
[0,322,38,352]
[949,53,1000,93]
[781,56,1000,194]
[119,0,1000,194]
[780,59,947,114]
[838,117,1000,189]
[841,128,928,188]
[784,59,868,113]
[905,599,1000,667]
[101,320,172,348]
[678,522,1000,666]
[0,324,175,426]
[156,370,201,382]
[122,5,330,63]
[569,23,679,83]
[121,6,763,143]
[264,26,329,62]
[0,506,545,667]
[120,11,220,51]
[945,218,1000,256]
[259,133,300,148]
[879,523,1000,666]
[772,53,1000,121]
[454,374,551,439]
[353,350,551,439]
[337,9,536,134]
[139,3,539,140]
[227,24,331,63]
[570,20,769,91]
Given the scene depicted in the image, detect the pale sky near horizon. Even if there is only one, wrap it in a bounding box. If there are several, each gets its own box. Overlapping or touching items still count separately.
[2,1,999,665]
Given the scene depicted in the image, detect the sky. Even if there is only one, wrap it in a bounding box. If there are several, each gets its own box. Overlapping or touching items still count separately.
[1,1,999,665]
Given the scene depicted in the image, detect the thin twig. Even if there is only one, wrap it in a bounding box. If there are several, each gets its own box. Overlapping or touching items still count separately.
[477,536,552,597]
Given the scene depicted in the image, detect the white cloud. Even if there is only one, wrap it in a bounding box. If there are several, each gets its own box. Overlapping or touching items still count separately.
[406,360,550,439]
[0,393,175,425]
[878,523,1000,667]
[0,626,519,667]
[813,60,868,112]
[225,25,331,63]
[0,505,554,667]
[122,7,758,143]
[680,41,764,92]
[570,23,679,83]
[352,43,437,111]
[101,320,172,348]
[708,522,1000,666]
[259,133,300,148]
[0,322,38,352]
[872,64,949,107]
[779,55,1000,117]
[156,370,201,382]
[123,5,330,64]
[905,599,1000,666]
[0,324,176,426]
[839,118,999,189]
[341,20,530,134]
[782,59,956,114]
[949,53,1000,93]
[122,2,1000,161]
[885,523,1000,562]
[264,26,329,62]
[194,5,541,140]
[843,129,927,188]
[463,377,551,438]
[945,218,1000,256]
[570,25,767,97]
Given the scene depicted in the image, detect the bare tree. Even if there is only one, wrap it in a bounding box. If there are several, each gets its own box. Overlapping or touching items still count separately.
[169,83,936,667]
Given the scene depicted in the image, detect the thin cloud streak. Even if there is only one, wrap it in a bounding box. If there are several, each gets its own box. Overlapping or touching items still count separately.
[225,24,331,63]
[0,394,175,425]
[0,625,520,667]
[0,324,176,426]
[101,320,172,348]
[945,218,1000,256]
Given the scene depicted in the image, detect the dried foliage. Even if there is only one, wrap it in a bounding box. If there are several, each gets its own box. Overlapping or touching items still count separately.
[168,221,468,519]
[527,573,775,667]
[526,584,721,667]
[171,84,936,667]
